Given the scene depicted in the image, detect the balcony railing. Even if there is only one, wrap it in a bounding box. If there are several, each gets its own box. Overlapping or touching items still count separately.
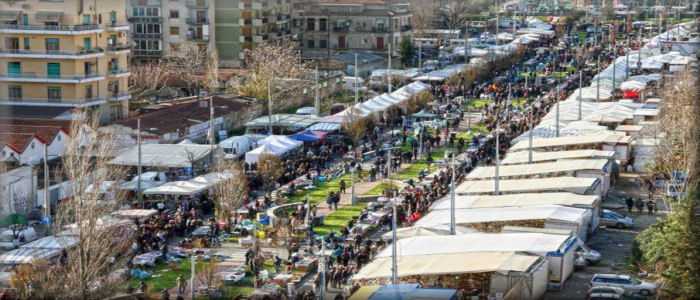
[128,16,163,23]
[186,0,209,8]
[109,92,131,101]
[186,18,209,25]
[106,43,131,52]
[333,26,350,32]
[133,32,162,39]
[0,23,101,32]
[108,68,130,76]
[0,48,105,57]
[1,72,103,82]
[133,49,163,57]
[400,25,412,32]
[1,97,106,106]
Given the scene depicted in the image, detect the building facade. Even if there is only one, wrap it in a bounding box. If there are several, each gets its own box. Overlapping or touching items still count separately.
[0,0,131,123]
[127,0,291,67]
[292,0,413,57]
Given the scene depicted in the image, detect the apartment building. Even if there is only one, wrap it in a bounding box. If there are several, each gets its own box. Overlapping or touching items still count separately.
[127,0,291,67]
[0,0,131,123]
[292,0,413,57]
[128,0,216,60]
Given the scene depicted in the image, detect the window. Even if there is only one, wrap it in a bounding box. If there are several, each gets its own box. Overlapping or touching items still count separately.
[21,14,28,25]
[85,85,93,99]
[82,15,92,25]
[135,23,144,33]
[146,7,159,17]
[47,87,62,101]
[307,39,314,48]
[110,11,117,24]
[170,26,180,35]
[6,37,19,50]
[23,38,29,50]
[8,85,22,100]
[170,10,179,19]
[319,18,327,31]
[7,62,21,75]
[45,38,59,52]
[306,18,315,31]
[47,63,61,78]
[132,7,144,17]
[319,39,327,48]
[83,37,92,50]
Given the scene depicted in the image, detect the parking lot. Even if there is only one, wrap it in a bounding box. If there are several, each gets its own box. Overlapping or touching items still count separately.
[545,174,663,300]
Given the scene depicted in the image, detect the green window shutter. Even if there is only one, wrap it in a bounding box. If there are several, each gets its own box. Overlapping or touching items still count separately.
[47,63,61,78]
[8,62,21,75]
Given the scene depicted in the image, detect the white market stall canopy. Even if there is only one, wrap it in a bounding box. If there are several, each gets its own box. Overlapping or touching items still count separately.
[353,251,540,281]
[144,172,233,195]
[20,235,79,250]
[0,248,61,265]
[112,209,159,220]
[465,159,610,180]
[380,225,476,241]
[375,233,574,258]
[244,114,320,131]
[331,81,430,123]
[415,205,588,228]
[219,135,264,155]
[244,135,302,164]
[431,192,599,211]
[510,134,631,152]
[456,176,599,195]
[502,149,615,165]
[110,144,213,168]
[414,64,466,82]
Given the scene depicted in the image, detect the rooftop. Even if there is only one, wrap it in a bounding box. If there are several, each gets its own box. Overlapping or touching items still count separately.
[115,96,250,136]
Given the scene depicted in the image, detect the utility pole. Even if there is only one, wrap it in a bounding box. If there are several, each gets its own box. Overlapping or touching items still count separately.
[319,240,326,299]
[354,53,359,105]
[267,78,273,135]
[528,107,534,163]
[387,43,393,93]
[137,118,143,207]
[43,144,50,224]
[314,66,320,117]
[578,70,583,121]
[209,96,215,164]
[418,40,422,70]
[190,255,195,300]
[391,200,398,284]
[555,83,560,137]
[449,152,456,235]
[494,119,500,195]
[596,55,601,102]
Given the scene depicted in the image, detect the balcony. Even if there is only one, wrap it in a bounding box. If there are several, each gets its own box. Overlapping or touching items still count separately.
[186,18,209,25]
[400,25,412,32]
[333,26,350,32]
[106,22,130,32]
[0,72,105,84]
[108,68,131,78]
[128,16,163,23]
[0,24,103,35]
[133,49,163,57]
[109,92,131,102]
[187,34,209,42]
[186,0,209,8]
[0,48,105,59]
[133,32,162,39]
[106,43,131,53]
[0,97,107,107]
[354,26,388,33]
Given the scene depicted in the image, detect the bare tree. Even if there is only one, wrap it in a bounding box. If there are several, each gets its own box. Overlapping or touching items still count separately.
[439,0,490,32]
[11,113,134,300]
[256,154,284,198]
[212,160,248,228]
[234,42,312,102]
[342,109,370,147]
[128,62,171,101]
[410,0,437,37]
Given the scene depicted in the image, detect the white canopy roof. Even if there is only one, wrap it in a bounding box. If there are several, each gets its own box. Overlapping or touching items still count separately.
[219,135,262,152]
[431,192,599,210]
[510,134,631,152]
[376,233,574,258]
[110,144,213,168]
[353,251,540,280]
[112,209,159,220]
[456,176,599,195]
[415,205,588,228]
[502,149,615,165]
[244,135,302,164]
[0,248,61,265]
[20,235,79,250]
[144,172,233,195]
[466,159,609,180]
[380,225,476,241]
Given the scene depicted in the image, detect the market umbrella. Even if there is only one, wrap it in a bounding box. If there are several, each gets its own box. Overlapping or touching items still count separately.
[290,130,321,142]
[0,214,27,227]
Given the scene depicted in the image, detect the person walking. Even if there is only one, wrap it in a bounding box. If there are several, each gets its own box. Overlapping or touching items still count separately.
[339,179,347,194]
[625,197,634,213]
[646,200,655,216]
[176,275,186,296]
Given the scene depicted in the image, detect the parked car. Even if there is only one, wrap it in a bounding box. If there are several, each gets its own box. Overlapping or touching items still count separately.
[590,274,657,296]
[588,294,622,300]
[577,241,602,264]
[600,209,634,229]
[0,226,38,250]
[587,286,625,299]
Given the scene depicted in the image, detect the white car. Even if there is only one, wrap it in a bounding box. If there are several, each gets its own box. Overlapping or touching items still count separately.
[600,209,634,229]
[590,274,657,296]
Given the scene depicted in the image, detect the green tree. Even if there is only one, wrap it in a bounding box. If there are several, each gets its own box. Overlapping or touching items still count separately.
[399,37,415,67]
